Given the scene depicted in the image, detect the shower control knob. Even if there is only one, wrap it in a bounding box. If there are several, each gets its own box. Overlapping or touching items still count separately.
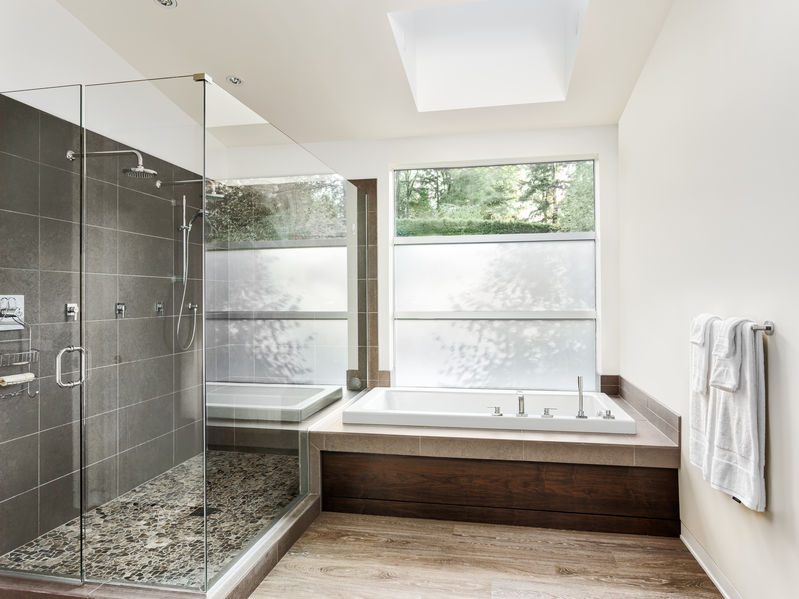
[488,406,503,416]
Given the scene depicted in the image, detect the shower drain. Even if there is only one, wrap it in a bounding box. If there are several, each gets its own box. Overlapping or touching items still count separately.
[189,506,221,517]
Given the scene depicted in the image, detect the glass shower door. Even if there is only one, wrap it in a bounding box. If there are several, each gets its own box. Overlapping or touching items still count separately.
[0,84,84,580]
[1,75,208,592]
[81,75,207,590]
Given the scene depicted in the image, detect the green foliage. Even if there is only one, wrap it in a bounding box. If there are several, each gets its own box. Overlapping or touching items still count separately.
[395,161,595,236]
[206,176,346,243]
[557,161,595,231]
[396,218,556,236]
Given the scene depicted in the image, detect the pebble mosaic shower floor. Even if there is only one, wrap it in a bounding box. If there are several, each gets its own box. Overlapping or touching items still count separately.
[0,450,300,589]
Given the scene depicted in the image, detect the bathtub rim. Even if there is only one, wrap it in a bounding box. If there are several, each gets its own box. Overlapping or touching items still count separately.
[342,386,636,434]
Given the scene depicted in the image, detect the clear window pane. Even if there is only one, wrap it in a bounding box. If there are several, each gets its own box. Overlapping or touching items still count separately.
[395,160,594,236]
[206,175,346,243]
[394,320,596,390]
[395,241,595,312]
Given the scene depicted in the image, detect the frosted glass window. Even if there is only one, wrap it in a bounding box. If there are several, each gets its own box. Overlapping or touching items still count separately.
[395,320,596,390]
[225,319,347,385]
[395,241,595,312]
[226,247,347,311]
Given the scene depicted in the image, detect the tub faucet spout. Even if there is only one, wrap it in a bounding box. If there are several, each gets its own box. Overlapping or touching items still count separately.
[576,376,587,419]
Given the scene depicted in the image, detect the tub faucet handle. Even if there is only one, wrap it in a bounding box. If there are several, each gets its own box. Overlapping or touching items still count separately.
[542,407,557,418]
[487,406,503,416]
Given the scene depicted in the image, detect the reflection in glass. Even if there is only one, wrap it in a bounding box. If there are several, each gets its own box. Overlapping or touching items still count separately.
[203,121,361,585]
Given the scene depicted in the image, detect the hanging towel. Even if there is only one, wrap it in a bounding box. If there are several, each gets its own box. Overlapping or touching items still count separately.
[707,321,766,512]
[709,316,749,393]
[690,313,720,393]
[689,315,720,475]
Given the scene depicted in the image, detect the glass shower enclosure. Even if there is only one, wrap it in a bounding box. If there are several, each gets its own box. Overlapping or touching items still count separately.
[0,74,360,592]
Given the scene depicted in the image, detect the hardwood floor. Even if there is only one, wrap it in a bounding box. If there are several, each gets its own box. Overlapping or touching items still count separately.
[252,512,721,598]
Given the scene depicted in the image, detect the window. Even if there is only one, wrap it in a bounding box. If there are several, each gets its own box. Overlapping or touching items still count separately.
[393,160,597,390]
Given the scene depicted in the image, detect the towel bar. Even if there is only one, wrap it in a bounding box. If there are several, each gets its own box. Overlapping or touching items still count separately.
[752,321,775,335]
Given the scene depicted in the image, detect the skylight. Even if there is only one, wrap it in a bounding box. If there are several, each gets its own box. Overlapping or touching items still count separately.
[388,0,589,112]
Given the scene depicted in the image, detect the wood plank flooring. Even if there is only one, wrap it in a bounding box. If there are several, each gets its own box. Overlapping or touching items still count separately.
[252,512,721,598]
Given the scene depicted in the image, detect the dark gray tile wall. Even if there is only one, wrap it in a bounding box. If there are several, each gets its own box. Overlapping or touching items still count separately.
[0,93,204,556]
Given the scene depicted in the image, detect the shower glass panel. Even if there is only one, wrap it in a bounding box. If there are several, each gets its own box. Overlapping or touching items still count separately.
[1,75,362,594]
[81,75,207,590]
[203,91,364,585]
[0,84,83,581]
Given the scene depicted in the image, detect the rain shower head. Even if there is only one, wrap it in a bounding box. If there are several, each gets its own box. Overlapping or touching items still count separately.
[66,149,158,179]
[123,164,158,179]
[156,178,225,200]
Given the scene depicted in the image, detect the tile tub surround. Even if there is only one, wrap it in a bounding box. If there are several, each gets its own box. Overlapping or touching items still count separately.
[312,391,681,537]
[619,376,680,444]
[0,450,299,589]
[0,92,204,558]
[309,394,679,472]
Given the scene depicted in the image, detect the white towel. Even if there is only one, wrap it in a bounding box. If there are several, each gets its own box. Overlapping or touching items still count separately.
[707,322,766,512]
[709,316,749,392]
[689,316,720,475]
[0,372,35,386]
[690,313,720,393]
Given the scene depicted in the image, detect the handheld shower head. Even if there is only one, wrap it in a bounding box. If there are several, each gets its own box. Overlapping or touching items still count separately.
[189,210,204,226]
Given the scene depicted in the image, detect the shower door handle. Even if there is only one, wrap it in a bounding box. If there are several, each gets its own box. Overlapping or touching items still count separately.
[55,345,86,388]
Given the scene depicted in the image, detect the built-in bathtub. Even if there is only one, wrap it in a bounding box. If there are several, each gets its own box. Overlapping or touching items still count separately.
[207,383,343,422]
[343,387,636,434]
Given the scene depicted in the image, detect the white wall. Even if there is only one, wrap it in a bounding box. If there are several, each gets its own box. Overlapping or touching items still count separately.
[617,1,799,597]
[305,125,619,376]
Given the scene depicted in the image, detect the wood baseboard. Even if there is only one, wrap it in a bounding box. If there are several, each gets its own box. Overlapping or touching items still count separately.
[322,452,679,537]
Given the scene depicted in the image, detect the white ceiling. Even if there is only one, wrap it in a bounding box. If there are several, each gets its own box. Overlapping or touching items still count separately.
[52,0,673,144]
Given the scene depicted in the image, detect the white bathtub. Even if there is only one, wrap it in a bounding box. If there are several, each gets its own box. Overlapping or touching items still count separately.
[206,383,342,422]
[343,387,636,434]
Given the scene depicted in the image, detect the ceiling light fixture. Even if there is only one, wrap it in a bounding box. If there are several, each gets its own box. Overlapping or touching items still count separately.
[153,0,177,7]
[227,75,244,86]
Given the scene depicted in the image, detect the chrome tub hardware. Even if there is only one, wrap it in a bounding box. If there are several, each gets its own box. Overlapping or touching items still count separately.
[155,301,165,315]
[488,406,503,416]
[55,345,86,389]
[516,390,528,417]
[0,301,39,400]
[602,409,615,420]
[65,303,79,321]
[751,321,775,335]
[115,302,126,318]
[576,375,587,419]
[542,407,557,418]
